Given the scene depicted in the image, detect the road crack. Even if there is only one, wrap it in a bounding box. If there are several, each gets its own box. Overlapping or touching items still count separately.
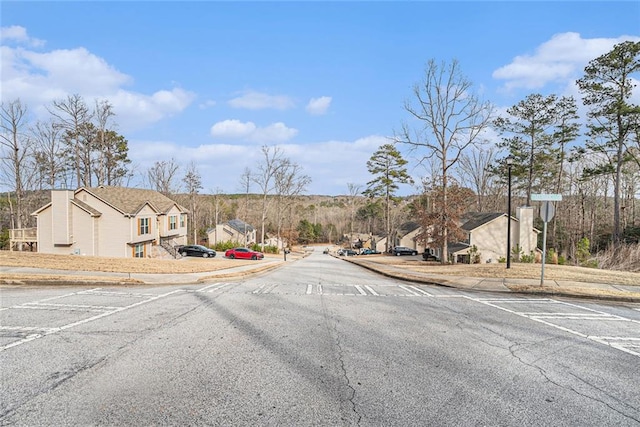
[320,295,362,426]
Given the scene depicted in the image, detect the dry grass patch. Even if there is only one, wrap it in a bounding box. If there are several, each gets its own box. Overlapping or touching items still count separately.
[355,256,640,286]
[0,251,268,274]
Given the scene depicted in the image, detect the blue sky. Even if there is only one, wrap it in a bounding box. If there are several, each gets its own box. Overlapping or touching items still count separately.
[2,1,639,196]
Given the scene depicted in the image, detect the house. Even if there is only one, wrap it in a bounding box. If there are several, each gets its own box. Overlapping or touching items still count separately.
[32,187,188,258]
[264,236,287,250]
[445,207,539,263]
[391,221,426,253]
[393,206,539,263]
[207,219,256,246]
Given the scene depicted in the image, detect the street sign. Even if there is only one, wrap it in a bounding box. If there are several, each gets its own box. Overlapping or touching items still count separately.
[532,193,563,202]
[540,201,555,222]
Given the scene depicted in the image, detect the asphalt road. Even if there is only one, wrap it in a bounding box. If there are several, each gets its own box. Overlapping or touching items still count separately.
[1,249,639,426]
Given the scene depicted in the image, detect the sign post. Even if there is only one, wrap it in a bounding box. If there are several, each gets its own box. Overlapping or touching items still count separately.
[532,194,562,286]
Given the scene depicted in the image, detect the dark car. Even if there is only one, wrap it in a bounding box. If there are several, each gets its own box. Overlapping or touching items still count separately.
[177,245,216,258]
[225,247,264,260]
[344,249,358,256]
[360,249,381,255]
[392,246,418,256]
[422,251,440,261]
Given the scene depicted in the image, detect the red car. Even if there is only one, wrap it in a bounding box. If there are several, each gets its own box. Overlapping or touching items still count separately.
[224,247,264,260]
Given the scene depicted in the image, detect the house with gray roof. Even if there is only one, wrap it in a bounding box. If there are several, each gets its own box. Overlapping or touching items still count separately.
[207,219,256,247]
[446,207,539,263]
[32,187,189,258]
[390,207,539,263]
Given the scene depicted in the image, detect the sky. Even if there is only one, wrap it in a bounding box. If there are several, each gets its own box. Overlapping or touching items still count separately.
[1,1,639,196]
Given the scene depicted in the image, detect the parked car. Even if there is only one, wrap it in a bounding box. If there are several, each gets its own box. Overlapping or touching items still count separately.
[360,248,381,255]
[422,251,440,261]
[177,245,216,258]
[225,247,264,260]
[392,246,418,256]
[343,249,358,256]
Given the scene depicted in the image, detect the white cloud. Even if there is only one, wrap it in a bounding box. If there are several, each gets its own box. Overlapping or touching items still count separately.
[199,99,217,109]
[228,90,295,110]
[210,119,257,139]
[0,32,195,132]
[493,32,640,91]
[306,96,332,115]
[0,25,45,47]
[210,119,298,143]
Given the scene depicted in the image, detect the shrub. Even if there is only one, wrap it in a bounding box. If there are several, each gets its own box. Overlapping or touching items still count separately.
[468,245,481,264]
[520,252,535,263]
[557,255,566,265]
[213,241,244,251]
[251,244,279,254]
[498,256,506,263]
[576,237,591,266]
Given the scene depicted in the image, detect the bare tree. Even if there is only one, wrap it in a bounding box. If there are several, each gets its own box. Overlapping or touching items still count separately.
[274,160,311,248]
[49,94,92,188]
[146,158,180,195]
[252,145,286,249]
[239,167,252,247]
[183,161,202,244]
[457,146,496,212]
[397,59,493,262]
[32,120,64,189]
[346,183,362,249]
[0,99,33,230]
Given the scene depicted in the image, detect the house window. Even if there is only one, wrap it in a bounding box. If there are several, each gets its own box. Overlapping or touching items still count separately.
[180,214,186,228]
[169,215,177,230]
[134,243,144,258]
[139,217,150,235]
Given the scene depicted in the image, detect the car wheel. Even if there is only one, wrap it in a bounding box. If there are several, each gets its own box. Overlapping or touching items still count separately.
[180,252,187,257]
[396,252,400,256]
[251,255,257,260]
[413,251,417,256]
[203,253,208,258]
[229,254,235,259]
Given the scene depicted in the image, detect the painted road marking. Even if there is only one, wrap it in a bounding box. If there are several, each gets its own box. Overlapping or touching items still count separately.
[471,297,640,357]
[306,285,313,295]
[1,289,183,352]
[354,285,367,295]
[364,285,379,296]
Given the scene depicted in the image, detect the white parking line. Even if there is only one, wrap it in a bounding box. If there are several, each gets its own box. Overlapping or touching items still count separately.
[306,285,313,295]
[364,285,379,296]
[406,285,434,297]
[354,285,367,296]
[1,289,184,352]
[470,296,640,357]
[398,285,422,296]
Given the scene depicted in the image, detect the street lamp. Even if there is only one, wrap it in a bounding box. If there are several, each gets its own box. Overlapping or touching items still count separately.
[506,156,513,269]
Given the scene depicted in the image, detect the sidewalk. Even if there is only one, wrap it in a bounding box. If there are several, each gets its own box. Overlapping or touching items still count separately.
[2,255,639,303]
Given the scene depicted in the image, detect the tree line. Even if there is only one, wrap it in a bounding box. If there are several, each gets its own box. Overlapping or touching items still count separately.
[360,41,640,263]
[2,42,639,265]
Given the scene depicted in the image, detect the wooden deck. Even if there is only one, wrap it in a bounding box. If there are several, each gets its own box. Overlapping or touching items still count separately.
[9,228,37,251]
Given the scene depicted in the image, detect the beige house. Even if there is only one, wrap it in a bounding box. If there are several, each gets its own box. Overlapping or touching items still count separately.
[32,187,188,258]
[392,207,539,263]
[207,219,256,247]
[448,207,539,263]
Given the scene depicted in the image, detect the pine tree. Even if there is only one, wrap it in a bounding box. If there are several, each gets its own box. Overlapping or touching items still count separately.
[363,143,413,252]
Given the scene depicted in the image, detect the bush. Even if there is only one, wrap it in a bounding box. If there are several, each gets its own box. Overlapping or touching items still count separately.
[468,245,481,264]
[576,237,591,266]
[520,252,535,263]
[212,241,244,251]
[557,255,566,265]
[498,256,506,263]
[251,244,279,254]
